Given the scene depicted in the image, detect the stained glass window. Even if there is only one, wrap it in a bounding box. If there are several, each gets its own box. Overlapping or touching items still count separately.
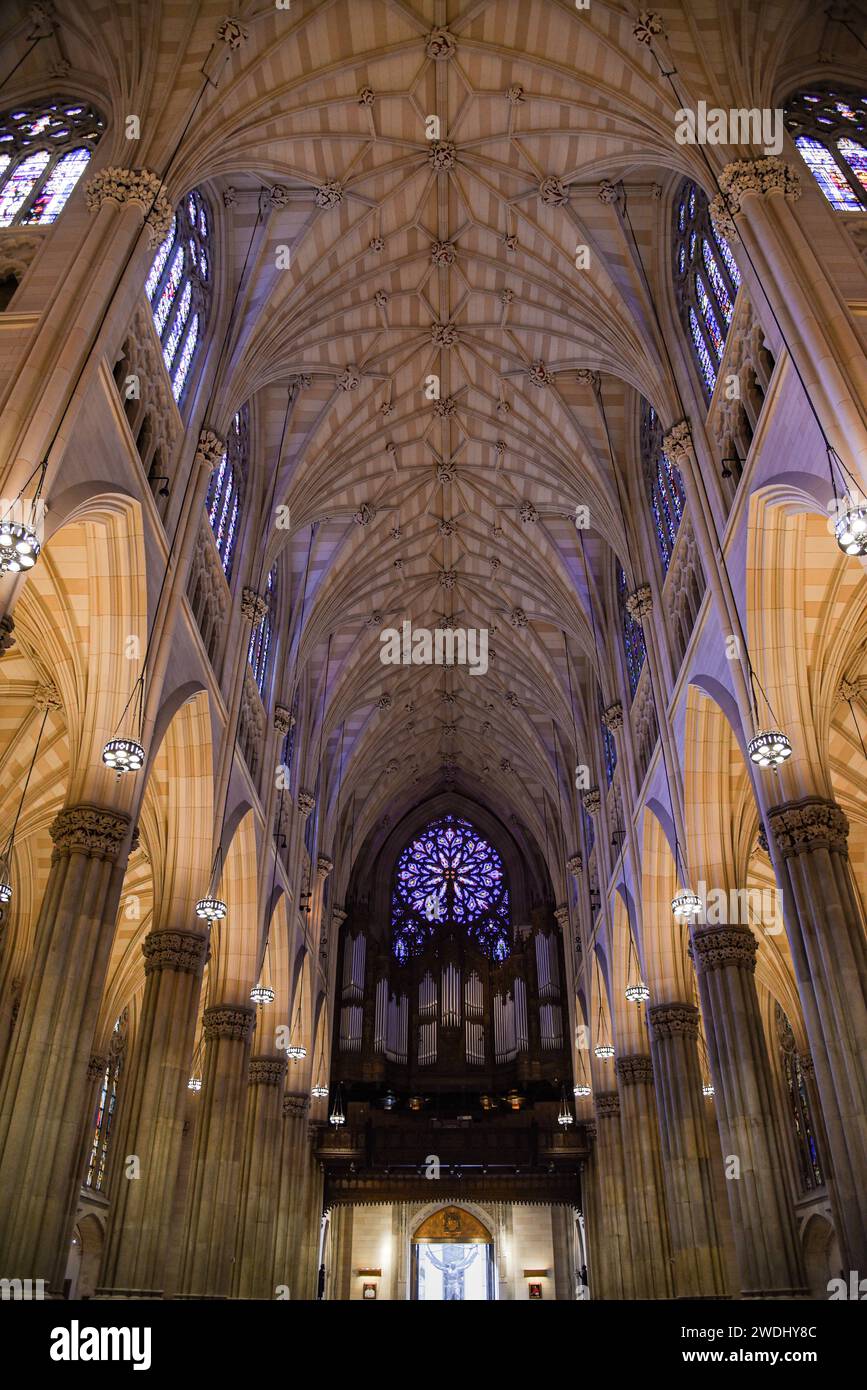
[785,87,867,211]
[248,564,277,695]
[85,1010,127,1193]
[640,398,686,574]
[390,814,511,963]
[0,98,104,227]
[206,406,248,579]
[601,702,617,787]
[617,562,646,698]
[673,178,741,401]
[144,187,211,403]
[775,1004,824,1192]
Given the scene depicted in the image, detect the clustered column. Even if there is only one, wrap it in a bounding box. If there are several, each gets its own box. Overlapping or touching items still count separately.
[590,1091,634,1297]
[233,1054,288,1298]
[615,1054,673,1297]
[648,1002,728,1298]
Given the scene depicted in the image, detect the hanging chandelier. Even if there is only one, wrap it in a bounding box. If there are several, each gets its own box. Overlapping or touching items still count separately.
[0,519,40,573]
[187,1076,202,1092]
[287,1041,307,1060]
[0,705,51,906]
[573,1082,591,1097]
[329,1085,345,1126]
[558,1086,574,1128]
[0,864,12,906]
[250,983,275,1006]
[835,499,867,556]
[196,897,227,921]
[702,1082,715,1097]
[625,982,650,1003]
[102,736,146,774]
[311,1082,328,1099]
[747,729,792,769]
[593,1043,614,1060]
[671,890,702,920]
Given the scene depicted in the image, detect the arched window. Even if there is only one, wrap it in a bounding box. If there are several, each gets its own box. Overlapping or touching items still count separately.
[248,563,277,696]
[0,97,105,226]
[390,814,511,963]
[600,695,617,787]
[641,398,687,573]
[672,178,741,400]
[85,1009,127,1192]
[616,563,645,698]
[145,188,211,403]
[775,1004,824,1192]
[784,87,867,212]
[205,405,248,578]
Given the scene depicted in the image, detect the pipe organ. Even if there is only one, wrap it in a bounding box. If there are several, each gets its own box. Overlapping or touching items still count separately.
[334,919,568,1094]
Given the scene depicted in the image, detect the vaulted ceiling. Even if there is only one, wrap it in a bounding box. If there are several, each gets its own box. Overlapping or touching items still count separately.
[6,0,831,862]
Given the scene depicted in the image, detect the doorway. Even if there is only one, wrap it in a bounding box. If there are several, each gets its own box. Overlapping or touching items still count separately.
[410,1206,495,1301]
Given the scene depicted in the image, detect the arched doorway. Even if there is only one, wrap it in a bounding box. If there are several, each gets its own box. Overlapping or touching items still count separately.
[411,1206,495,1301]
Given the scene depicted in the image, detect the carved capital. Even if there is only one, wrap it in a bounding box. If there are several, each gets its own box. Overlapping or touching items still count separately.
[34,681,61,711]
[567,853,583,877]
[691,924,757,973]
[297,790,315,818]
[283,1092,310,1119]
[662,419,692,464]
[595,1090,620,1119]
[0,614,14,655]
[84,167,173,246]
[317,855,334,879]
[581,787,601,816]
[597,180,619,205]
[648,1001,700,1040]
[710,157,801,240]
[249,1055,288,1086]
[757,821,769,854]
[50,804,131,861]
[274,704,294,735]
[768,796,849,858]
[553,905,570,931]
[142,929,209,976]
[202,1003,256,1042]
[87,1053,108,1082]
[601,701,623,733]
[241,587,269,625]
[195,428,226,473]
[625,584,653,622]
[616,1054,654,1086]
[798,1051,815,1079]
[332,907,348,927]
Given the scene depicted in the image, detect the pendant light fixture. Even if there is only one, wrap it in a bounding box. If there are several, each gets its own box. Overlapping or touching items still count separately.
[624,931,649,1002]
[0,704,50,905]
[592,954,614,1060]
[286,949,307,1059]
[188,1035,204,1092]
[557,1084,575,1128]
[0,460,46,575]
[698,1030,715,1098]
[250,925,275,1006]
[329,1083,345,1127]
[746,665,792,770]
[102,672,146,775]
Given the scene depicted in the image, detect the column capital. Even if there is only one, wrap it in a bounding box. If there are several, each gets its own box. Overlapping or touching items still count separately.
[202,1003,257,1042]
[83,166,173,246]
[601,701,623,733]
[0,614,14,655]
[274,704,295,735]
[662,419,692,464]
[241,587,269,625]
[648,1001,700,1039]
[87,1053,108,1081]
[709,157,801,239]
[616,1053,654,1086]
[317,855,334,879]
[142,928,209,976]
[767,795,849,858]
[595,1091,620,1118]
[50,803,131,861]
[581,786,601,816]
[691,924,758,974]
[249,1056,288,1087]
[798,1051,815,1079]
[283,1092,309,1119]
[194,428,226,472]
[553,905,570,931]
[625,583,653,622]
[297,790,315,818]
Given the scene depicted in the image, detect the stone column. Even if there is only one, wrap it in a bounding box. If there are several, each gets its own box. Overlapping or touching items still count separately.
[767,796,867,1269]
[274,1091,309,1298]
[648,1002,728,1298]
[96,927,208,1297]
[551,1204,575,1300]
[232,1054,288,1298]
[591,1092,634,1297]
[176,1003,256,1298]
[299,1125,325,1299]
[0,803,132,1286]
[691,924,808,1296]
[616,1054,674,1298]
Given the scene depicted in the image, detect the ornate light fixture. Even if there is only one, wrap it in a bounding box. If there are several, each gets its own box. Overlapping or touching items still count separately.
[187,1076,202,1092]
[0,868,12,906]
[196,897,227,921]
[329,1084,345,1127]
[593,1043,615,1060]
[625,932,649,1003]
[671,890,702,920]
[573,1083,591,1097]
[0,704,51,906]
[592,954,615,1060]
[558,1086,574,1128]
[747,729,792,769]
[250,983,275,1006]
[286,1041,307,1060]
[835,499,867,556]
[311,1083,328,1099]
[703,1082,715,1097]
[103,674,146,776]
[0,461,46,575]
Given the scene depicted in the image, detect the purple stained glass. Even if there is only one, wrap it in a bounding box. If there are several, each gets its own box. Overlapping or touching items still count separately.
[689,307,717,395]
[795,135,862,210]
[249,565,276,693]
[163,279,191,370]
[702,238,734,322]
[21,147,91,223]
[199,204,208,236]
[153,243,184,334]
[171,311,198,401]
[677,199,686,232]
[145,216,177,299]
[188,192,197,223]
[838,138,867,197]
[617,564,646,698]
[0,150,49,225]
[391,814,511,961]
[695,275,724,358]
[713,229,741,288]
